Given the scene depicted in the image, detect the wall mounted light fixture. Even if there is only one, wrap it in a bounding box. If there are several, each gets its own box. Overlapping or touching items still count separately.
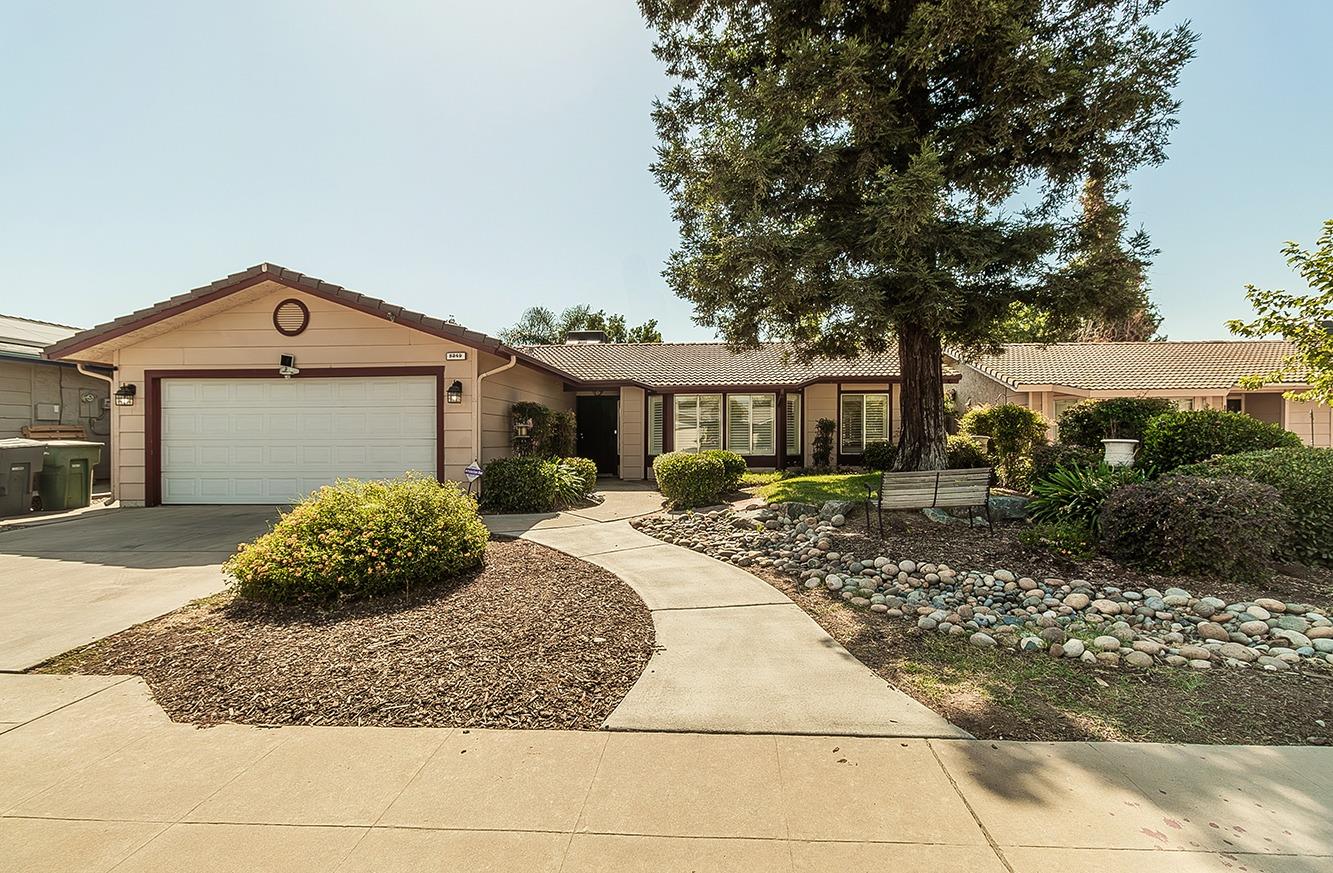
[113,384,137,407]
[446,380,464,404]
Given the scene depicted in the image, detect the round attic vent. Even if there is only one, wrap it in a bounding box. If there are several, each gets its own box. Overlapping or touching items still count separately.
[273,298,310,336]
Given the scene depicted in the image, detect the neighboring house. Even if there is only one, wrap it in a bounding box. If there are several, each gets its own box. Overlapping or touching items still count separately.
[1,313,113,480]
[950,341,1332,447]
[44,263,957,506]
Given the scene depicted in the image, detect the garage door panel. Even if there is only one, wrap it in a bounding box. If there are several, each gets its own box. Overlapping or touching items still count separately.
[160,375,438,504]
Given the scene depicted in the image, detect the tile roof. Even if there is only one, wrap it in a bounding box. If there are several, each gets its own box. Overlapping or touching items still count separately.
[0,313,81,358]
[960,341,1306,391]
[520,342,926,388]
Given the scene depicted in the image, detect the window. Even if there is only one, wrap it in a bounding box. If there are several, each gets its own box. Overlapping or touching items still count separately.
[726,394,775,455]
[840,393,889,454]
[785,393,801,456]
[648,395,664,455]
[673,394,722,452]
[1226,397,1243,413]
[1172,398,1195,411]
[1053,398,1079,418]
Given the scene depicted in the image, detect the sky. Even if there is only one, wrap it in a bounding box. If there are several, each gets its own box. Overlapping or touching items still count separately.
[1,0,1329,342]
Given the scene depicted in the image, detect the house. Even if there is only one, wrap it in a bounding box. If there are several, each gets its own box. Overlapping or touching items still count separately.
[44,264,955,506]
[950,341,1332,447]
[2,313,113,481]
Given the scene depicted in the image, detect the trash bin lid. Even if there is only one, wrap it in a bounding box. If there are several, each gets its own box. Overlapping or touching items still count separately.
[37,440,104,447]
[0,438,48,449]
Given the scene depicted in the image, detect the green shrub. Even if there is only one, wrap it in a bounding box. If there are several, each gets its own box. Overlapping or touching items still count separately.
[863,440,896,471]
[224,475,488,604]
[1031,443,1103,481]
[653,451,731,506]
[812,418,836,468]
[945,435,989,469]
[1139,409,1303,471]
[549,411,577,458]
[1018,521,1095,561]
[1100,475,1290,578]
[701,449,747,491]
[1028,463,1147,535]
[1174,447,1333,567]
[481,456,557,513]
[561,456,599,496]
[1057,397,1177,448]
[958,403,1048,489]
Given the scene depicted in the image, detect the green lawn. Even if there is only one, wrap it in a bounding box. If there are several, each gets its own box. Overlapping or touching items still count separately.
[755,472,877,505]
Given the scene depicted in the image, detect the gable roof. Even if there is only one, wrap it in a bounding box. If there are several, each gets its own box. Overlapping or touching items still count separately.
[1,313,81,358]
[960,341,1306,391]
[41,263,583,383]
[520,342,941,388]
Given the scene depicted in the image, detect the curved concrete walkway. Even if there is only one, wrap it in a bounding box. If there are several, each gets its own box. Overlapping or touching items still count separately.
[486,495,967,738]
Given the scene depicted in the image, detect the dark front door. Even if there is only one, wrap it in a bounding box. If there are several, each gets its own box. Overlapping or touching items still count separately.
[576,395,619,476]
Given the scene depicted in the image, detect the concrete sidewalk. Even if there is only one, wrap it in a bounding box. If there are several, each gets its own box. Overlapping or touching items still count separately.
[2,675,1330,872]
[487,504,966,738]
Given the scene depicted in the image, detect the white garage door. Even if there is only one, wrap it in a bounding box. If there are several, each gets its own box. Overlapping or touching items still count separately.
[160,376,437,504]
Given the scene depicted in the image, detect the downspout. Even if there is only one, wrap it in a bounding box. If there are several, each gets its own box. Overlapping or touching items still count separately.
[474,354,518,470]
[75,363,117,503]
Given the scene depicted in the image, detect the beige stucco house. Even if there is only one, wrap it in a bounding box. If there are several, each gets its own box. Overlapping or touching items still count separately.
[950,341,1332,447]
[45,264,951,506]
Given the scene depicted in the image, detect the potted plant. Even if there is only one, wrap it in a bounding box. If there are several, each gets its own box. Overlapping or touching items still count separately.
[1100,419,1138,467]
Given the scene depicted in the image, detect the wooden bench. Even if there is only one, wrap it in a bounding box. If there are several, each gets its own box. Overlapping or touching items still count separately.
[865,468,994,535]
[20,425,88,440]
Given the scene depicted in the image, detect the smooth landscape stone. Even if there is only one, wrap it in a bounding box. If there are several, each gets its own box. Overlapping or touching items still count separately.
[1093,635,1121,652]
[1062,638,1085,658]
[1197,622,1229,641]
[1124,650,1154,668]
[969,632,996,648]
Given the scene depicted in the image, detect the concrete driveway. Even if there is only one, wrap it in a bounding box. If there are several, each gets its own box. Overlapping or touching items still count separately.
[0,506,278,671]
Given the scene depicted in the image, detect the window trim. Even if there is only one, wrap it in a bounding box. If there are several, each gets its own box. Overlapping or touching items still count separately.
[672,393,724,453]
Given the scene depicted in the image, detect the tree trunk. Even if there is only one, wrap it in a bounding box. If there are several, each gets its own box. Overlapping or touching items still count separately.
[894,323,948,471]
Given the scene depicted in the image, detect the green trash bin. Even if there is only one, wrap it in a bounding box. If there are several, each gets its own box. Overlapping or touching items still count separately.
[37,440,103,512]
[0,438,47,517]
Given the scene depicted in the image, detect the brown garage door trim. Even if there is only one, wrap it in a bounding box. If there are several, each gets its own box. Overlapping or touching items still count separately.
[144,367,447,507]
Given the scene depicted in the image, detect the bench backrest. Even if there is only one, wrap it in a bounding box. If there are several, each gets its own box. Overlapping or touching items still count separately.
[878,468,991,509]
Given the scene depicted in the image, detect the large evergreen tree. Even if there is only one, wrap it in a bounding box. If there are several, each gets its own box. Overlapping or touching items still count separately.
[642,0,1194,468]
[499,305,663,345]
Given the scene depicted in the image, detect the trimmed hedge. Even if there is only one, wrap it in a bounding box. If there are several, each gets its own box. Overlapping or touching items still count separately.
[1175,447,1333,567]
[224,475,488,604]
[863,440,896,471]
[1057,397,1177,448]
[654,451,733,506]
[1100,475,1290,579]
[701,449,747,491]
[481,456,558,513]
[1031,443,1102,481]
[946,435,989,469]
[1139,409,1302,471]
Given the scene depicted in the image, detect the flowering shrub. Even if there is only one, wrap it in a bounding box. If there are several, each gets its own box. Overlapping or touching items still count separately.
[224,475,488,604]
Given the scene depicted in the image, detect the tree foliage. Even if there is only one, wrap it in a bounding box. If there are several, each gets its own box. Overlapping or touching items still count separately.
[641,0,1195,469]
[499,304,662,345]
[1228,218,1333,405]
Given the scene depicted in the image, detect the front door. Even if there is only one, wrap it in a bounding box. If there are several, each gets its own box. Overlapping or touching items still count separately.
[576,395,619,476]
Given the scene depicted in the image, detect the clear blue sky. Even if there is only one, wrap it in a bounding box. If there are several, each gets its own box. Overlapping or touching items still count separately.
[2,0,1328,341]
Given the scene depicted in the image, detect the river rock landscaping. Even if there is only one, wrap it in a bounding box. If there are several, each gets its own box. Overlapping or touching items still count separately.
[36,538,655,730]
[634,504,1333,673]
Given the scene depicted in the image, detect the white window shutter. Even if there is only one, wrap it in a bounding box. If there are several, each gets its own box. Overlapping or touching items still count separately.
[699,394,723,450]
[785,394,801,455]
[648,396,663,455]
[727,395,750,453]
[865,394,889,444]
[840,394,864,452]
[752,394,775,454]
[674,395,698,452]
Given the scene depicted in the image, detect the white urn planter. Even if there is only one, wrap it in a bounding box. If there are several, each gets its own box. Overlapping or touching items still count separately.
[1101,438,1139,468]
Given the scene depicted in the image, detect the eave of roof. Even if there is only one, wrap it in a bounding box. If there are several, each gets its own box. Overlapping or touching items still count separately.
[40,263,587,386]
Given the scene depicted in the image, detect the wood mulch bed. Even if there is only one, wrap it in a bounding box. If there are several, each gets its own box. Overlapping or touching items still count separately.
[35,539,655,731]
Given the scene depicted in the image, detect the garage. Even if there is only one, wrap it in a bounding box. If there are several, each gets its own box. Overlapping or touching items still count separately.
[158,375,437,504]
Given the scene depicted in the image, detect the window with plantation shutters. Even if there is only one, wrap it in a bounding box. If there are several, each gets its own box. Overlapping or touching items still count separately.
[785,394,801,455]
[727,394,775,455]
[840,392,890,453]
[648,395,664,455]
[673,394,723,452]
